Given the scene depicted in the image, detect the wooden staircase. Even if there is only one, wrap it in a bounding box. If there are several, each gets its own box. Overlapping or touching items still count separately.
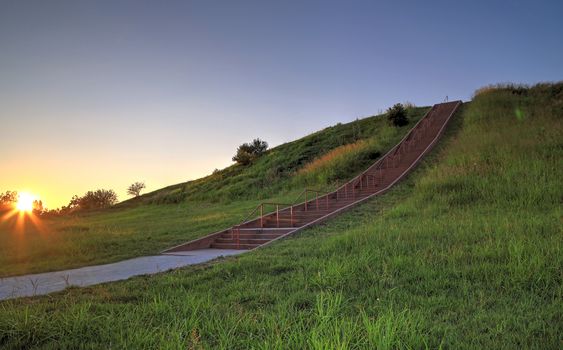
[163,101,462,253]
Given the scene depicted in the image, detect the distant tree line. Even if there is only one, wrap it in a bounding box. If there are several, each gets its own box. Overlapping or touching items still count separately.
[0,191,17,208]
[37,189,118,216]
[1,181,148,217]
[0,190,43,213]
[0,191,18,211]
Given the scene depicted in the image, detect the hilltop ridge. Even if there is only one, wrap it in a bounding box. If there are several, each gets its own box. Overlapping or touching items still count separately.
[119,106,430,207]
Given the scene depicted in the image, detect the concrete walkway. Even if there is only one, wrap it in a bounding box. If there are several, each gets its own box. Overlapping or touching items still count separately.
[0,249,246,301]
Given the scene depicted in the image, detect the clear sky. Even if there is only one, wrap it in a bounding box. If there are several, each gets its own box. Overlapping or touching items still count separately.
[1,0,562,208]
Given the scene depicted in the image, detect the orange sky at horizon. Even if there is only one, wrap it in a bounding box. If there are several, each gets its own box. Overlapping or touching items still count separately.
[1,152,233,209]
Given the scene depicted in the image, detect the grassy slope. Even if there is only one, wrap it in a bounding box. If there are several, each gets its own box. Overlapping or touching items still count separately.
[0,108,429,277]
[1,84,560,349]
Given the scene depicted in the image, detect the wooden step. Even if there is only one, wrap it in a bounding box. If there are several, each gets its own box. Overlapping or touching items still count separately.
[220,232,286,240]
[215,237,272,244]
[210,242,262,249]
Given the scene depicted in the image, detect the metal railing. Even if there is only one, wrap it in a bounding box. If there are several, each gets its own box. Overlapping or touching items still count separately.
[349,106,438,194]
[291,188,331,211]
[231,202,293,249]
[230,188,333,247]
[229,103,448,249]
[234,202,293,230]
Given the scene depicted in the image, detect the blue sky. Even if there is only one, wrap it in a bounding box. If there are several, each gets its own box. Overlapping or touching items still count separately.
[1,0,562,207]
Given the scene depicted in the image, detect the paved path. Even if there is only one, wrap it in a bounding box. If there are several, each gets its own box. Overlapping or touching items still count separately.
[0,249,246,301]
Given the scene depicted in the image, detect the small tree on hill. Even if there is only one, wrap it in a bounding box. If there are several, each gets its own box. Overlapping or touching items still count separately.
[127,182,146,197]
[387,103,409,127]
[232,138,269,165]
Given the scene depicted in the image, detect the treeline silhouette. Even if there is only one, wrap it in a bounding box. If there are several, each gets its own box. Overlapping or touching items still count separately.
[0,191,43,213]
[0,189,116,216]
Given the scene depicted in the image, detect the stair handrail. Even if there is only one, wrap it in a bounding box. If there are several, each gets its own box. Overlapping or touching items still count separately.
[232,103,444,236]
[231,201,295,248]
[233,187,332,235]
[290,188,331,212]
[232,202,294,230]
[343,104,439,193]
[353,122,421,190]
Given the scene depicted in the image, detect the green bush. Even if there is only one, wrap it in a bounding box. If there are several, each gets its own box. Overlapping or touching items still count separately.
[387,103,409,127]
[232,138,269,165]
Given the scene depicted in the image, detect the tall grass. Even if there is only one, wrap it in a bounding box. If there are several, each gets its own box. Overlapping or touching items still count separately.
[0,83,560,348]
[296,138,379,187]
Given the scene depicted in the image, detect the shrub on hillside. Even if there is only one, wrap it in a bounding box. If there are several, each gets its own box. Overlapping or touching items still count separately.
[387,103,409,127]
[232,138,268,165]
[67,189,118,211]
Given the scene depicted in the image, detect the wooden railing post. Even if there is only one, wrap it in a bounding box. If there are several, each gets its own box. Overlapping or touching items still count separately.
[290,206,294,227]
[276,204,279,228]
[260,204,263,228]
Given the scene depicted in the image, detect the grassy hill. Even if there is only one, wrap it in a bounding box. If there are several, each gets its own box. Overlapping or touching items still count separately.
[1,83,560,348]
[122,105,429,205]
[0,106,429,277]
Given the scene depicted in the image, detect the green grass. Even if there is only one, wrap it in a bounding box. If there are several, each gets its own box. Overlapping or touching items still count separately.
[0,199,260,277]
[130,106,428,204]
[0,83,561,348]
[0,107,428,277]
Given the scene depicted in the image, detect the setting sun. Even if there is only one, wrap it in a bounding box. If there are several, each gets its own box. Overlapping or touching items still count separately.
[16,192,36,212]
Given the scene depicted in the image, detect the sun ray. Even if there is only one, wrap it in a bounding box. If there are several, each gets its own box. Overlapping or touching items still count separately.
[1,191,46,234]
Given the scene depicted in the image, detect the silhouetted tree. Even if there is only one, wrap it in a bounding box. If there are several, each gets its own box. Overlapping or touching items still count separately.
[127,182,146,197]
[387,103,409,127]
[0,191,18,210]
[0,191,17,204]
[65,189,118,211]
[67,195,81,211]
[232,138,269,165]
[32,199,44,214]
